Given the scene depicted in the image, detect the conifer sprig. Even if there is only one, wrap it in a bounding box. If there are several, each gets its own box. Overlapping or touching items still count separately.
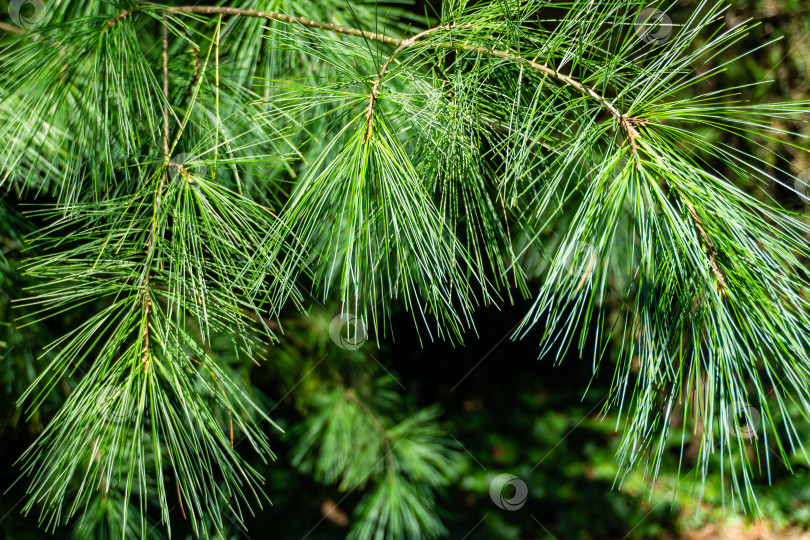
[2,0,810,537]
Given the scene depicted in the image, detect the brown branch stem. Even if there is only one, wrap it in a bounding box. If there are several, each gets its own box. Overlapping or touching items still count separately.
[166,7,643,149]
[105,8,133,28]
[657,175,728,296]
[171,5,399,45]
[181,38,201,107]
[162,18,171,161]
[683,195,728,295]
[2,6,642,151]
[141,16,172,372]
[175,480,187,520]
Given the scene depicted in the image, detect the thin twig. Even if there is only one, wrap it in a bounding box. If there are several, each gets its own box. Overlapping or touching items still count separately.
[2,5,643,152]
[683,196,728,295]
[162,18,170,161]
[167,7,641,141]
[140,294,151,372]
[171,5,400,45]
[619,116,643,163]
[175,480,187,520]
[105,8,133,28]
[181,40,201,106]
[657,176,728,296]
[141,15,172,372]
[214,15,221,181]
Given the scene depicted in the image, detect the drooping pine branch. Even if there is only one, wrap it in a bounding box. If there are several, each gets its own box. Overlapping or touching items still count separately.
[1,0,810,537]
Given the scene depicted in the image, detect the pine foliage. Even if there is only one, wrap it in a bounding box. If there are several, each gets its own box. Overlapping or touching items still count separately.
[1,0,810,537]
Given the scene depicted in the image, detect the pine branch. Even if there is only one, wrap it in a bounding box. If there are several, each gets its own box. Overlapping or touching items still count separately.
[166,6,647,154]
[363,25,457,142]
[161,16,170,161]
[170,5,400,45]
[640,142,730,295]
[0,4,646,149]
[673,182,729,294]
[105,8,134,28]
[3,1,810,537]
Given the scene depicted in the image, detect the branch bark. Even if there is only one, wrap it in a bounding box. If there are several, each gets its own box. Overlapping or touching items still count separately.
[141,15,172,372]
[171,5,399,45]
